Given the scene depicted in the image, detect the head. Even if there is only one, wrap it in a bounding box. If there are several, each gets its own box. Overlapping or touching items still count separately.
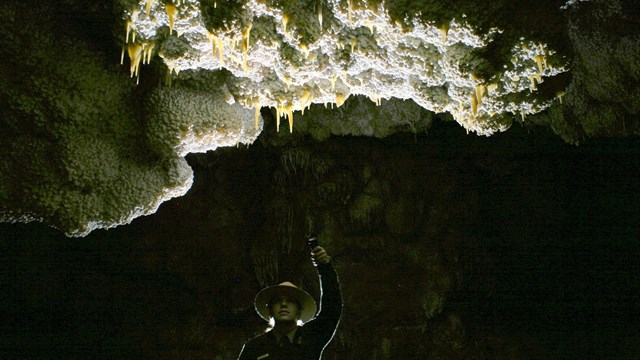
[254,281,317,326]
[268,295,302,324]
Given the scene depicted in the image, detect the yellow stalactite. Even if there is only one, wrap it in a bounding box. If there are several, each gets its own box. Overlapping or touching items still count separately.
[140,42,148,64]
[439,23,449,43]
[205,34,225,66]
[471,93,478,115]
[283,76,291,89]
[300,89,312,109]
[286,105,294,132]
[534,55,545,74]
[275,103,295,132]
[282,14,290,37]
[126,20,133,43]
[166,4,177,35]
[330,75,338,91]
[300,44,310,59]
[128,9,139,43]
[145,0,156,15]
[143,42,155,64]
[528,75,537,90]
[217,38,224,66]
[350,38,357,53]
[140,42,147,64]
[242,24,252,53]
[207,32,217,57]
[120,45,125,65]
[365,21,374,34]
[348,0,353,24]
[318,5,323,28]
[475,83,486,105]
[242,23,253,73]
[127,44,142,84]
[147,43,155,63]
[127,43,143,78]
[335,93,346,107]
[300,90,314,114]
[341,70,350,86]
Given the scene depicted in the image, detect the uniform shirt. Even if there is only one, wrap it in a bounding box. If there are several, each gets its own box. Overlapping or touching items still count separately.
[238,263,342,360]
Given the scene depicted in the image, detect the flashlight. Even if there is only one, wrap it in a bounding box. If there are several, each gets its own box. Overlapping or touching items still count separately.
[307,237,318,250]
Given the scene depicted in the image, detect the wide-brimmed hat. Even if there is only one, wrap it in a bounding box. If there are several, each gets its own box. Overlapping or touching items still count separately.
[254,282,317,323]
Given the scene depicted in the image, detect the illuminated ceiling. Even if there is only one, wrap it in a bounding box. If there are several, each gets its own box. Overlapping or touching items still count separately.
[0,0,638,236]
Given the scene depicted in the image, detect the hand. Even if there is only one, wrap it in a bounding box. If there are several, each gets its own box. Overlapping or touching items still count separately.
[311,246,331,265]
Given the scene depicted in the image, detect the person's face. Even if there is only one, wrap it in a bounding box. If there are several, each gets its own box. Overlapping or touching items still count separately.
[269,296,301,323]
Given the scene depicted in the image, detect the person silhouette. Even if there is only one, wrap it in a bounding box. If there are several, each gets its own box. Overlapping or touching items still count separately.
[238,245,342,360]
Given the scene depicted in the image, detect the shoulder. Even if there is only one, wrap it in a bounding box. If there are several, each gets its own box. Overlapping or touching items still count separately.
[245,332,276,348]
[240,332,273,358]
[245,331,272,346]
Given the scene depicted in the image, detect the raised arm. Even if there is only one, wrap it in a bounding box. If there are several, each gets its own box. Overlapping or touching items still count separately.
[311,246,343,342]
[236,343,249,360]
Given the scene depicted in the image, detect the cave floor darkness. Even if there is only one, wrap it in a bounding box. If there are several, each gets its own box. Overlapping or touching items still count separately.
[1,122,639,359]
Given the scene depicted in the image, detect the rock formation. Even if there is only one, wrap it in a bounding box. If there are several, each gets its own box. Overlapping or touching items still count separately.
[1,0,638,235]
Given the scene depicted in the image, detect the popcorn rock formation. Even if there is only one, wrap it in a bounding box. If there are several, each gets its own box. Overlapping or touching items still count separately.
[2,0,638,236]
[121,0,568,135]
[0,1,260,236]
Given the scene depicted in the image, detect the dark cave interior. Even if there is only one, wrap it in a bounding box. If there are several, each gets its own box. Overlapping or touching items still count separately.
[1,120,638,359]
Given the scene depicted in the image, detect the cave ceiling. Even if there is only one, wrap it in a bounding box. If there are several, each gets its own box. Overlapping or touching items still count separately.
[0,0,638,236]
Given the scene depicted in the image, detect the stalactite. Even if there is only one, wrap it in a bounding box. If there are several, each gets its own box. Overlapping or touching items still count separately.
[165,3,177,35]
[280,148,311,176]
[272,200,295,255]
[273,169,287,191]
[349,193,383,230]
[310,157,333,180]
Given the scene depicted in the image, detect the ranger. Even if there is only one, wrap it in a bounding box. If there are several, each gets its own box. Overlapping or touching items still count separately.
[238,244,342,360]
